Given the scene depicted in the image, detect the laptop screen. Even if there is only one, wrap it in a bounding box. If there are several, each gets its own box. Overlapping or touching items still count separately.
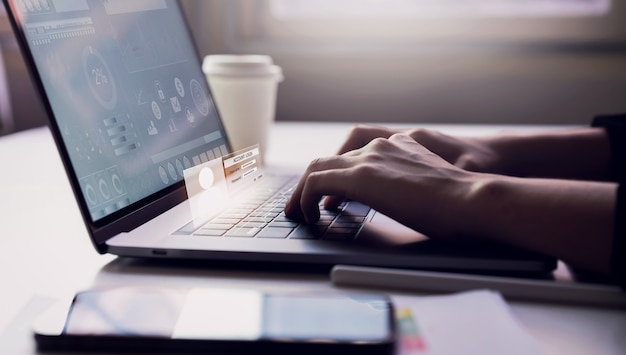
[13,0,228,222]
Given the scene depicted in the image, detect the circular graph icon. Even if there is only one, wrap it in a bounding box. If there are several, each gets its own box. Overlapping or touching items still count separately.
[190,79,210,117]
[183,156,192,170]
[175,159,184,177]
[151,101,162,120]
[85,184,98,206]
[167,162,177,181]
[98,178,111,200]
[159,166,169,185]
[83,46,117,110]
[112,174,124,195]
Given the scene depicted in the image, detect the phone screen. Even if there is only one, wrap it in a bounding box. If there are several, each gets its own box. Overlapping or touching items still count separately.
[62,287,394,344]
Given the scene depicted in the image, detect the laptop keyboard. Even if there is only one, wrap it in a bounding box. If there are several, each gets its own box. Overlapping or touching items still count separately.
[191,175,371,241]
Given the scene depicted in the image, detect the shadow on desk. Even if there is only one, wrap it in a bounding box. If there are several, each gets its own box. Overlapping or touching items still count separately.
[99,255,620,285]
[94,257,626,309]
[102,257,334,278]
[90,257,337,297]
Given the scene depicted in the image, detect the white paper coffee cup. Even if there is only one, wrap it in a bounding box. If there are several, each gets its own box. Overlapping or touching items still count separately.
[203,55,283,153]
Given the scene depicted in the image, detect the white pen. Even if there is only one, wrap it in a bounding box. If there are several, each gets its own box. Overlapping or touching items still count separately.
[330,264,626,308]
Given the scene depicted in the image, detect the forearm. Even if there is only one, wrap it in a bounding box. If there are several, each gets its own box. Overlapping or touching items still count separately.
[485,128,611,180]
[462,174,617,273]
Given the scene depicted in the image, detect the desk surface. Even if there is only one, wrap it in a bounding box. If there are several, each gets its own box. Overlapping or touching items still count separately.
[0,122,625,355]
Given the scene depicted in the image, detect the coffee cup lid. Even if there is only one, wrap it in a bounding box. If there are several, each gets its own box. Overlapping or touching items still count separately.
[203,55,283,80]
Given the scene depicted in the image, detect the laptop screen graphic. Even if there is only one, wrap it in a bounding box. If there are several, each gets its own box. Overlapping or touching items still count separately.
[16,0,228,221]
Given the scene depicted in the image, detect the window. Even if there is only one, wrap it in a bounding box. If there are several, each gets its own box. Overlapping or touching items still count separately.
[214,0,624,53]
[270,0,611,18]
[185,1,626,126]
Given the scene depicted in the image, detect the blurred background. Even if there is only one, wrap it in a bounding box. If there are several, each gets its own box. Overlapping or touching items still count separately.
[1,0,626,136]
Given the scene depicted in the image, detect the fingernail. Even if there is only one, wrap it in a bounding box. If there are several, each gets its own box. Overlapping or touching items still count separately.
[283,201,300,219]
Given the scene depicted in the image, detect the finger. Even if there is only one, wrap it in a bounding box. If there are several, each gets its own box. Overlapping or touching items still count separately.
[323,195,345,211]
[388,133,432,153]
[407,129,461,162]
[285,156,352,219]
[390,133,454,162]
[337,125,399,155]
[322,149,371,210]
[299,168,355,224]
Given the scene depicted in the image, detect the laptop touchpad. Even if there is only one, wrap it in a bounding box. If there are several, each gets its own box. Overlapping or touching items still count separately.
[369,211,398,226]
[364,212,429,245]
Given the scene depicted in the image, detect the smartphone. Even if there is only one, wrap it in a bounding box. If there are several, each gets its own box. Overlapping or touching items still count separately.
[33,287,396,354]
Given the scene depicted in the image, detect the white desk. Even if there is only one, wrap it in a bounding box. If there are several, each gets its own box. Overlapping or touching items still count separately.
[0,122,624,354]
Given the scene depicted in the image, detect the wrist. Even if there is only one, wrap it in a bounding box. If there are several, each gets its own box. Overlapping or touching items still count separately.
[454,172,511,240]
[424,170,502,240]
[461,174,616,272]
[482,128,611,179]
[482,134,526,176]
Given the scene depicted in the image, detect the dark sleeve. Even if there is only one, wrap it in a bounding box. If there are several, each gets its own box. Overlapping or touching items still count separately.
[592,113,626,288]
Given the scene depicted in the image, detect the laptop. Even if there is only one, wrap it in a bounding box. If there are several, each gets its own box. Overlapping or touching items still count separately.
[3,0,556,274]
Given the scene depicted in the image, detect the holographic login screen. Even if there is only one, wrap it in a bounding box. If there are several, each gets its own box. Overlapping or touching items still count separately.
[16,0,228,221]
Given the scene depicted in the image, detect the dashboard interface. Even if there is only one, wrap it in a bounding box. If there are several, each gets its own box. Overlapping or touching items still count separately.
[15,0,228,222]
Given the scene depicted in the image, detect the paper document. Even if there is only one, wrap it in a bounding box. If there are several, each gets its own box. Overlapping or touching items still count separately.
[392,290,541,355]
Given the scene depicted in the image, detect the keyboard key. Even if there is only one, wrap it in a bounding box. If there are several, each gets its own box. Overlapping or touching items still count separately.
[202,223,234,230]
[315,220,332,228]
[225,207,254,214]
[319,209,340,216]
[211,218,241,225]
[236,222,267,229]
[289,225,325,240]
[256,207,284,214]
[268,221,300,228]
[238,203,261,210]
[330,221,362,229]
[342,201,370,217]
[327,227,359,235]
[250,211,280,219]
[243,216,274,223]
[273,214,298,222]
[195,229,226,236]
[219,213,249,219]
[257,227,294,239]
[225,228,261,238]
[336,216,366,223]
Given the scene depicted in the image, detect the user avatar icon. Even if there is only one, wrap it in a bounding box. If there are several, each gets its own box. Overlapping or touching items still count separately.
[185,107,196,127]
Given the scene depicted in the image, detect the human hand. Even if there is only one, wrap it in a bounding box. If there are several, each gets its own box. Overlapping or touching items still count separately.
[338,125,504,174]
[284,133,477,239]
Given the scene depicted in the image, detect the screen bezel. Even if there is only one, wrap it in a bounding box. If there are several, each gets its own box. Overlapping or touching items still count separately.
[2,0,232,252]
